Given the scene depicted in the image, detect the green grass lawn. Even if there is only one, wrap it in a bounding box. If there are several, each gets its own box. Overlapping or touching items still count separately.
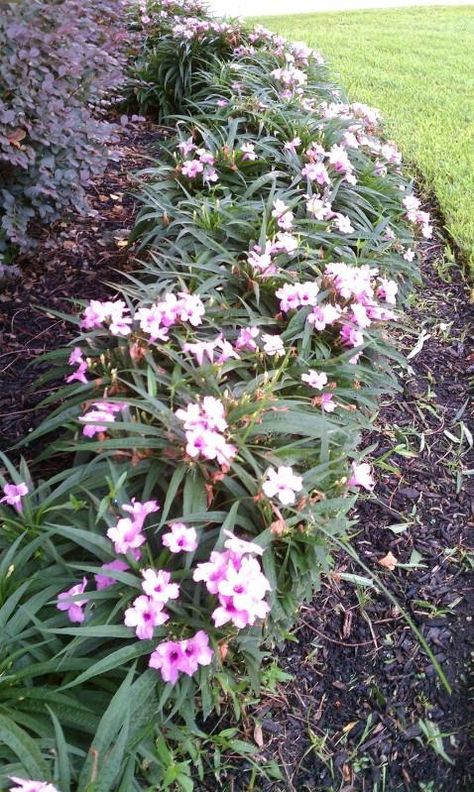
[252,5,474,271]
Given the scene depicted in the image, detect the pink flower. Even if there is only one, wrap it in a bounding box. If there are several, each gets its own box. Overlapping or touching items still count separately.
[179,630,213,675]
[235,327,259,351]
[79,401,123,438]
[9,779,59,792]
[272,199,294,230]
[306,196,333,220]
[183,339,217,366]
[1,482,28,512]
[261,333,285,358]
[301,370,328,390]
[403,248,415,262]
[348,461,375,491]
[80,300,132,336]
[241,142,257,161]
[272,232,299,254]
[66,361,88,384]
[94,559,129,590]
[262,465,303,506]
[212,595,269,629]
[107,517,146,555]
[223,530,264,556]
[327,144,353,174]
[333,213,354,234]
[402,195,421,214]
[57,577,88,624]
[247,241,276,277]
[141,568,180,603]
[217,556,270,611]
[351,303,372,329]
[193,550,234,594]
[284,136,301,152]
[181,159,204,178]
[124,595,168,639]
[196,148,215,166]
[149,640,185,684]
[135,305,169,342]
[307,303,342,331]
[377,278,398,305]
[176,397,228,433]
[340,325,364,348]
[67,347,88,383]
[301,162,330,185]
[122,498,160,530]
[321,392,336,413]
[275,283,302,313]
[177,136,196,156]
[162,522,198,553]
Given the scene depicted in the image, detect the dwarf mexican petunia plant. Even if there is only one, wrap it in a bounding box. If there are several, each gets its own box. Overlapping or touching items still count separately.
[0,0,432,788]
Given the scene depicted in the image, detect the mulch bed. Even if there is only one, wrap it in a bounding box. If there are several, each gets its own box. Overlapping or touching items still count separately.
[229,233,473,791]
[0,116,163,455]
[1,127,472,792]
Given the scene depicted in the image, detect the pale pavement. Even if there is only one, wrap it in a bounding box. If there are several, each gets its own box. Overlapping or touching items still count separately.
[208,0,473,19]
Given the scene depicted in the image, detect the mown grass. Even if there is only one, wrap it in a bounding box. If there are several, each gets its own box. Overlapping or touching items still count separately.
[252,5,474,272]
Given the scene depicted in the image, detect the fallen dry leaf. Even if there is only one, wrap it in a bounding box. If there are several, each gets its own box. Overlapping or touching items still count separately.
[378,551,398,571]
[253,723,264,748]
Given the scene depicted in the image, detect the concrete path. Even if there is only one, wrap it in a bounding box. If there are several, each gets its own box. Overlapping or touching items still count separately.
[209,0,473,19]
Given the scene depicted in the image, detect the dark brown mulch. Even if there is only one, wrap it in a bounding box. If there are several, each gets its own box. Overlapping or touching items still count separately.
[230,237,473,791]
[0,116,163,455]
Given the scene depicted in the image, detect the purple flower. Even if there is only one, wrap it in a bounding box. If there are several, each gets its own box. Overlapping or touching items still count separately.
[1,482,28,512]
[107,517,145,556]
[124,595,168,639]
[57,577,88,623]
[162,522,198,553]
[94,559,129,590]
[141,568,180,603]
[179,630,214,675]
[149,640,185,685]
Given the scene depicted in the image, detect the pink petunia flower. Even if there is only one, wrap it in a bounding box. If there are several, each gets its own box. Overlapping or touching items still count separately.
[141,568,180,603]
[162,522,198,553]
[348,461,376,491]
[124,595,168,639]
[302,370,328,390]
[178,630,214,675]
[149,639,185,684]
[57,577,88,623]
[181,159,204,179]
[94,559,129,590]
[262,466,303,506]
[106,517,146,556]
[272,199,294,231]
[301,162,330,185]
[340,324,364,348]
[79,401,123,438]
[321,392,337,413]
[261,333,285,358]
[9,778,60,792]
[1,482,28,512]
[241,142,257,161]
[122,499,160,530]
[235,327,259,352]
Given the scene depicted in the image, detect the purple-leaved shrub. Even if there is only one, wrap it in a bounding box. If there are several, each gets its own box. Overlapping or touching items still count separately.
[0,0,129,266]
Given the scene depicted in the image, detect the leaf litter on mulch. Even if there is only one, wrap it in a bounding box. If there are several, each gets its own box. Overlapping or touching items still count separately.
[219,232,473,792]
[0,115,165,456]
